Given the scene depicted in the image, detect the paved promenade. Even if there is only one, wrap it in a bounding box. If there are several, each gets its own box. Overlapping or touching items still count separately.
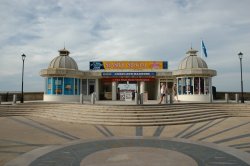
[0,102,249,165]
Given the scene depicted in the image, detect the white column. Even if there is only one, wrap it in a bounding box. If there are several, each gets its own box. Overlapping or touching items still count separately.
[112,81,117,101]
[140,81,145,93]
[95,79,99,100]
[136,82,139,93]
[209,77,213,102]
[80,79,83,95]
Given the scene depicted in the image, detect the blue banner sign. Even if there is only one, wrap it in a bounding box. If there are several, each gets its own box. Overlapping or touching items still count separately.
[102,72,156,77]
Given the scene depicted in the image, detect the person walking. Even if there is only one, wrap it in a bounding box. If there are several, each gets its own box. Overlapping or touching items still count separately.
[159,83,166,104]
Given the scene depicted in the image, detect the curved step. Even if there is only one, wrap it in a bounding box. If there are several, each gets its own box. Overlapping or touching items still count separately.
[0,103,249,126]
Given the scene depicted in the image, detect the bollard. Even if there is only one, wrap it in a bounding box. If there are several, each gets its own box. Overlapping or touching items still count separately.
[209,94,213,103]
[225,93,229,103]
[135,93,139,105]
[0,95,1,105]
[13,94,17,105]
[169,93,173,104]
[80,94,84,104]
[140,93,144,105]
[91,93,96,104]
[235,94,239,103]
[164,93,168,104]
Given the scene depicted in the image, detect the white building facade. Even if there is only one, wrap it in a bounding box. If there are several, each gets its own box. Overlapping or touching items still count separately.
[40,48,216,103]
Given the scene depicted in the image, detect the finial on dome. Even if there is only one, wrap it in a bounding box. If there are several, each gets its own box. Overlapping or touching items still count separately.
[58,47,70,56]
[186,48,198,56]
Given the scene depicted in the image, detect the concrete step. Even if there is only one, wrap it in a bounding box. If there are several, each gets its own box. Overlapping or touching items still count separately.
[2,103,249,112]
[32,110,230,120]
[0,106,228,113]
[32,110,230,118]
[31,114,231,126]
[3,104,250,113]
[0,103,249,126]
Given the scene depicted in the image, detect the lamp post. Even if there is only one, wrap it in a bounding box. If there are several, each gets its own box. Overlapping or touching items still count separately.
[238,52,244,103]
[21,54,26,103]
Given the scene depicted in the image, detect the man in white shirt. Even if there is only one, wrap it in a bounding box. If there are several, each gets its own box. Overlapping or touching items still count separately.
[159,83,166,104]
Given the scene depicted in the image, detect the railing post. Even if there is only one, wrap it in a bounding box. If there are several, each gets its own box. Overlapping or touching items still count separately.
[135,93,139,105]
[13,94,17,105]
[91,93,96,104]
[164,93,168,104]
[169,93,173,104]
[235,94,239,103]
[80,94,84,104]
[225,93,229,103]
[140,93,144,105]
[209,94,213,103]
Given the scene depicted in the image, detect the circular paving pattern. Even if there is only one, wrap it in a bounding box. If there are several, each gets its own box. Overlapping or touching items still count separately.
[5,138,250,166]
[80,147,198,166]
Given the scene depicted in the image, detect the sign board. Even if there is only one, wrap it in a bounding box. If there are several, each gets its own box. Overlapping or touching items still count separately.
[90,61,168,70]
[102,72,156,77]
[102,78,155,82]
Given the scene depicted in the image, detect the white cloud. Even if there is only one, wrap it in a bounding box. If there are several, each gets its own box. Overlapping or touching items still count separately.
[0,0,249,92]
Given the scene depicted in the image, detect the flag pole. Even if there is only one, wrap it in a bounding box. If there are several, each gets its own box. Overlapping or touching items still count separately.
[200,39,203,58]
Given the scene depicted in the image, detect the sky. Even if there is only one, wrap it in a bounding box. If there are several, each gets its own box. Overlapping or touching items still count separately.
[0,0,249,92]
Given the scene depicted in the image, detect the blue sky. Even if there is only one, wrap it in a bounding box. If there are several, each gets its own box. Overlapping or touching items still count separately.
[0,0,249,92]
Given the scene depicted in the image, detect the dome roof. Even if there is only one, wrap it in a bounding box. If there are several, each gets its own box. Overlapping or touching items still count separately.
[178,48,207,70]
[48,48,78,70]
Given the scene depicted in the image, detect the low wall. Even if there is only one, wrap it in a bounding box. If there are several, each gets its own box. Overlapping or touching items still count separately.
[0,92,43,102]
[44,94,80,102]
[215,92,250,100]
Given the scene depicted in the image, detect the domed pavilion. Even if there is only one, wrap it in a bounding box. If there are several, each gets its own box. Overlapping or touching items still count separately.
[173,48,217,102]
[40,48,83,102]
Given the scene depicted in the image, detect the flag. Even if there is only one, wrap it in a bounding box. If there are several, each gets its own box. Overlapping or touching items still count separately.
[201,40,208,57]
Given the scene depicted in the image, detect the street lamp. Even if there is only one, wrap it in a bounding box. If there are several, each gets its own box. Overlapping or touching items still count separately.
[21,54,26,103]
[238,52,244,103]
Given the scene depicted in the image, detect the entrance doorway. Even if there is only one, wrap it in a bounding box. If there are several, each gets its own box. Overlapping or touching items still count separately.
[117,81,137,101]
[100,78,157,101]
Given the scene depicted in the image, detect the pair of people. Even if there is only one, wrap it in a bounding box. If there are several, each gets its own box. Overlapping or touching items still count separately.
[158,83,178,104]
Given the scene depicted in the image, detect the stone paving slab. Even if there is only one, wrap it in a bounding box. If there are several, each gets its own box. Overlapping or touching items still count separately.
[0,115,249,165]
